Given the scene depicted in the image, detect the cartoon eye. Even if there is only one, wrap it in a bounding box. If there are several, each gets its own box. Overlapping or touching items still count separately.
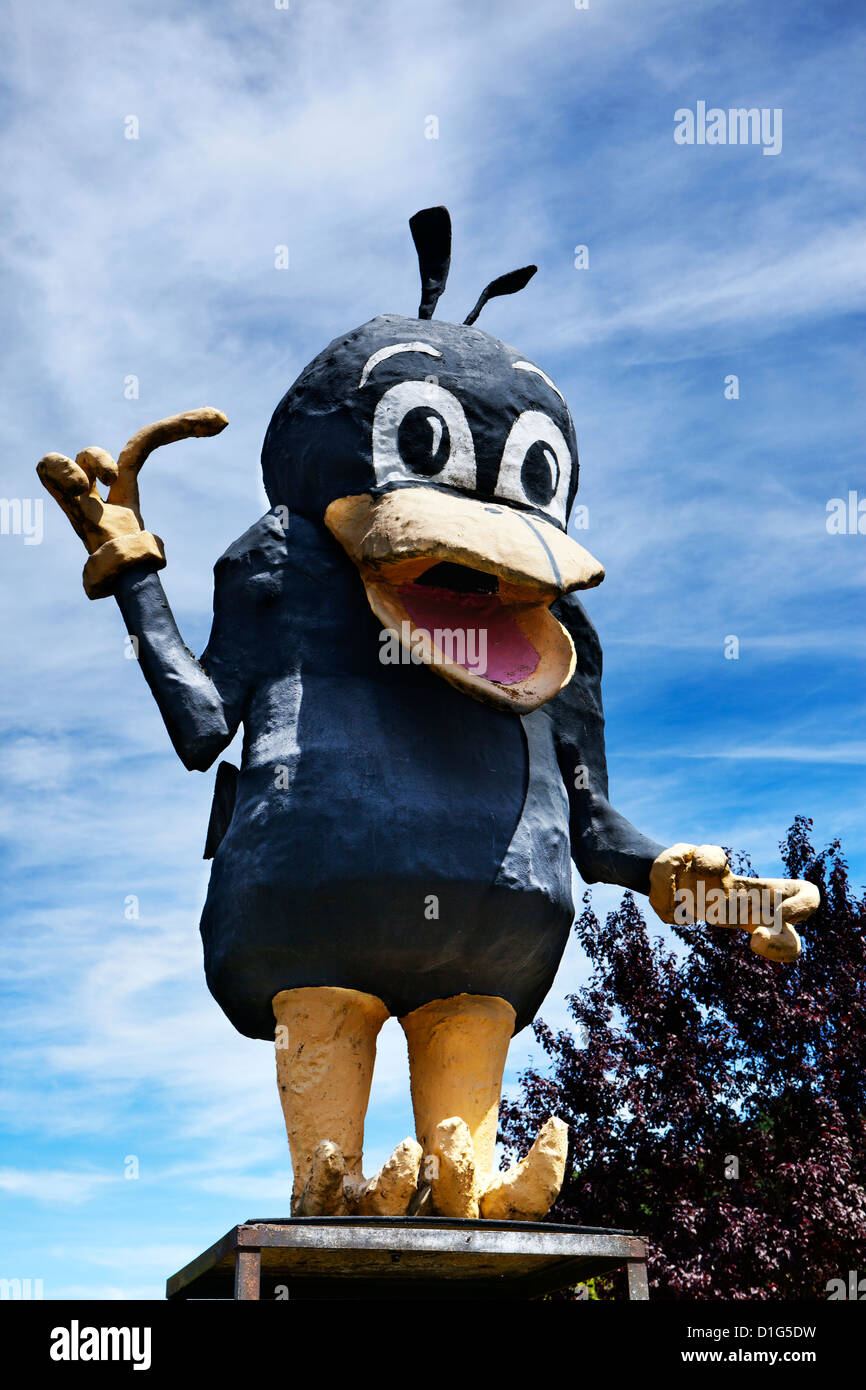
[372,381,476,490]
[494,410,572,526]
[397,407,450,476]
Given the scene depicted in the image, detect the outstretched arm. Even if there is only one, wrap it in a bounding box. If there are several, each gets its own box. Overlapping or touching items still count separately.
[547,591,664,895]
[548,591,819,962]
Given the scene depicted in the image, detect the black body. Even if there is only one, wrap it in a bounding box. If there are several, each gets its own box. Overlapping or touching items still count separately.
[112,311,664,1040]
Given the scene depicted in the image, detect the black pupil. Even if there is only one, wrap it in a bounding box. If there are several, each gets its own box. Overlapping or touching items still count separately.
[521,440,559,506]
[397,408,450,476]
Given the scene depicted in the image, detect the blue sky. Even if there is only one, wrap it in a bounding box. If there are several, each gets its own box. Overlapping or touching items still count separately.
[1,0,864,1298]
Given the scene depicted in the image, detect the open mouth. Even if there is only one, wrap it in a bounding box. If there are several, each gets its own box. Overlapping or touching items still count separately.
[324,487,604,714]
[400,562,540,686]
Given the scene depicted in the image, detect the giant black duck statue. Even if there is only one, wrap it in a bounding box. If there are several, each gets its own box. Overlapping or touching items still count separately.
[36,207,819,1221]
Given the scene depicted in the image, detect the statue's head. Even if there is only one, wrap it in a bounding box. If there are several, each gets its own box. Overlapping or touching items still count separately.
[261,208,604,713]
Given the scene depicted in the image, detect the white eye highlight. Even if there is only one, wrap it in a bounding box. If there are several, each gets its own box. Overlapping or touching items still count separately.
[372,380,476,491]
[494,411,572,526]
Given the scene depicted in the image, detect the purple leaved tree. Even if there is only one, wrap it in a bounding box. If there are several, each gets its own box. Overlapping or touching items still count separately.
[499,817,866,1299]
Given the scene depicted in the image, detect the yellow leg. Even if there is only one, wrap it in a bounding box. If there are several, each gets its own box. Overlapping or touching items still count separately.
[399,993,515,1213]
[400,992,570,1221]
[273,986,389,1211]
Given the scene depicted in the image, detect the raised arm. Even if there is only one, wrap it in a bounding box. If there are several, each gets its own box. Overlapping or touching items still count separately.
[37,409,242,770]
[113,566,242,771]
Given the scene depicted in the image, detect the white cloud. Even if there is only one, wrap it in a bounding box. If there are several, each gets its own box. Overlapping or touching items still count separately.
[0,1167,117,1205]
[1,0,862,1298]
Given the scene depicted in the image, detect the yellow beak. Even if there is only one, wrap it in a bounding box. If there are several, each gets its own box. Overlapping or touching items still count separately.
[325,487,605,714]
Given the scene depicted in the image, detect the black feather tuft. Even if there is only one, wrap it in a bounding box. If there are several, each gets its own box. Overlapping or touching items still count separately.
[463,264,537,326]
[409,206,452,320]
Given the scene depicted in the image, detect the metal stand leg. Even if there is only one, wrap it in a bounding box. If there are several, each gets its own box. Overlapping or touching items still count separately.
[627,1260,649,1301]
[235,1248,262,1300]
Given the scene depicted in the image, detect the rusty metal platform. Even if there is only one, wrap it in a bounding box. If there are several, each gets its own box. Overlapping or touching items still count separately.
[166,1217,649,1300]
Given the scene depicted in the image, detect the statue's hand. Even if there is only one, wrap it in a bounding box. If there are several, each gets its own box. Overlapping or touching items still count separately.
[649,842,820,963]
[36,408,228,598]
[36,444,163,598]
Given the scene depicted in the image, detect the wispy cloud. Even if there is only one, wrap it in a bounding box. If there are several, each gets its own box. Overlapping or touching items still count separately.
[2,0,863,1298]
[653,743,866,765]
[0,1168,118,1206]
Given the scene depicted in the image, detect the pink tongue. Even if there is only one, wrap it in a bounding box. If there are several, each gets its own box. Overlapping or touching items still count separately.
[399,584,539,686]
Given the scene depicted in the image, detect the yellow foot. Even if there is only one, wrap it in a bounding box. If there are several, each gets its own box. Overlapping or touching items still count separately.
[480,1117,569,1221]
[344,1138,423,1216]
[293,1138,424,1217]
[429,1117,480,1218]
[293,1140,347,1216]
